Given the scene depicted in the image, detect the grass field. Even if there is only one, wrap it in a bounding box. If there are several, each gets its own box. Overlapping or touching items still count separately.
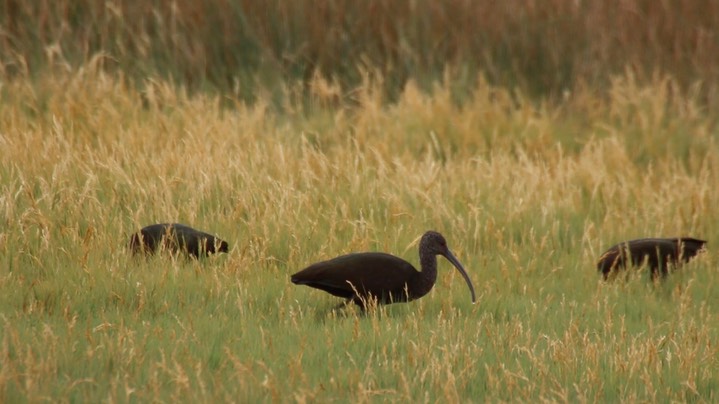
[2,3,719,401]
[1,65,718,402]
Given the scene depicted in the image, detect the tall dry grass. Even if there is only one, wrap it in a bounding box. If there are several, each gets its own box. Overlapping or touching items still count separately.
[0,63,718,401]
[2,0,718,105]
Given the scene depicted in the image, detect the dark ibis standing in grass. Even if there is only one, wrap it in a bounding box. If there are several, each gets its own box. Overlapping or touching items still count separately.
[597,237,706,280]
[291,231,476,309]
[129,223,229,258]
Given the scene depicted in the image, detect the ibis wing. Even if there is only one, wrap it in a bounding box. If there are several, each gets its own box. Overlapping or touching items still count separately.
[130,223,228,257]
[291,253,418,299]
[625,238,703,263]
[598,237,707,278]
[160,223,227,256]
[677,238,707,261]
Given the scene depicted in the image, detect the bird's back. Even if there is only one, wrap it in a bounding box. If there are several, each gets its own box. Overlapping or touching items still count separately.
[597,237,706,278]
[130,223,228,257]
[291,252,419,303]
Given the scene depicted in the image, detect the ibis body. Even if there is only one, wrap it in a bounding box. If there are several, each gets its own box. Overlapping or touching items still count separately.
[129,223,229,258]
[291,231,476,309]
[597,237,706,279]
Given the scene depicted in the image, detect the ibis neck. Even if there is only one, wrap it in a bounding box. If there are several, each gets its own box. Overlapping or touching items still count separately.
[412,250,438,299]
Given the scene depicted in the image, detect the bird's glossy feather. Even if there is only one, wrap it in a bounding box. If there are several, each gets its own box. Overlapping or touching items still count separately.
[597,237,706,279]
[292,231,475,309]
[292,252,419,303]
[129,223,229,258]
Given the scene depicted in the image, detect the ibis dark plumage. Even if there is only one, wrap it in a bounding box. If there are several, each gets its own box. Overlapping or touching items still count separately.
[129,223,229,258]
[291,231,476,309]
[597,237,706,279]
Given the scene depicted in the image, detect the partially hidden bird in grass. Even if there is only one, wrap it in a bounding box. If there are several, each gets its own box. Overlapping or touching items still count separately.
[597,237,706,280]
[129,223,228,258]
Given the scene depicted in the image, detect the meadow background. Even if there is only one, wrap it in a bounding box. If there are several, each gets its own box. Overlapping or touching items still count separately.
[1,0,719,401]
